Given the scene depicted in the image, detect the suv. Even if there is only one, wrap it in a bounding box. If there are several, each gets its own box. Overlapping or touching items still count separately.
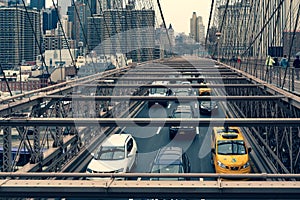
[169,105,196,139]
[86,134,137,178]
[150,146,190,180]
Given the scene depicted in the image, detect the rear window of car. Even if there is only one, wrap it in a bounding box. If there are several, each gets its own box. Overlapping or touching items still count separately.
[151,164,183,173]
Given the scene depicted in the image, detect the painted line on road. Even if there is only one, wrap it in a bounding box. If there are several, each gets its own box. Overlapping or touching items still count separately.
[196,127,200,134]
[156,126,162,134]
[167,103,171,109]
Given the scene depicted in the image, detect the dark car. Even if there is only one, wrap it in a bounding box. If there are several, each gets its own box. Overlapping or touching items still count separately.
[169,105,196,139]
[150,146,191,180]
[200,100,218,115]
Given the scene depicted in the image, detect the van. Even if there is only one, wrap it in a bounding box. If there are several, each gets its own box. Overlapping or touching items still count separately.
[211,127,251,174]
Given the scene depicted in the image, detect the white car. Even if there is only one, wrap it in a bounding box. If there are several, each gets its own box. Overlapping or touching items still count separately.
[86,134,137,178]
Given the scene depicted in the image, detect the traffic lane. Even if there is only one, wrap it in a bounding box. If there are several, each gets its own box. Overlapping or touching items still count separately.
[126,102,217,174]
[126,102,172,173]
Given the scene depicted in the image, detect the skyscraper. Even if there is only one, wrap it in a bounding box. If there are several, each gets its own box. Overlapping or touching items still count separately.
[0,7,41,68]
[190,12,205,44]
[7,0,22,6]
[67,1,88,47]
[190,12,197,41]
[87,8,155,62]
[30,0,45,10]
[42,7,59,34]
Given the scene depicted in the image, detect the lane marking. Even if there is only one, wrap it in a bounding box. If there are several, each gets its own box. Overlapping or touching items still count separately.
[156,127,162,134]
[167,103,171,109]
[196,127,200,135]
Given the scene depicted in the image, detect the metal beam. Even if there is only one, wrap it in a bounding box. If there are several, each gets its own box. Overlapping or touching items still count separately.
[0,118,299,127]
[45,95,285,101]
[118,72,239,75]
[97,77,247,81]
[1,172,300,179]
[74,84,262,88]
[0,179,300,199]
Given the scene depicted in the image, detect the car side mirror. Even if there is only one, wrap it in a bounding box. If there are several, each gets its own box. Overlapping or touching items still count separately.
[127,152,134,158]
[91,153,95,158]
[248,147,252,153]
[211,148,216,154]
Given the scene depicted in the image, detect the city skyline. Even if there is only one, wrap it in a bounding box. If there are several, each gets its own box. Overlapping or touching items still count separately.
[43,0,211,35]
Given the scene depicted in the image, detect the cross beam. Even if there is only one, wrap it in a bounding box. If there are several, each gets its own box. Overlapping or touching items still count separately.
[73,84,262,88]
[0,179,299,199]
[45,95,285,101]
[0,118,299,127]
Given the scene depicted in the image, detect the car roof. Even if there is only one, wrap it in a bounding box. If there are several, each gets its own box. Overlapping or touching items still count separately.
[102,134,131,147]
[153,147,183,165]
[174,105,192,112]
[151,81,169,85]
[213,127,244,140]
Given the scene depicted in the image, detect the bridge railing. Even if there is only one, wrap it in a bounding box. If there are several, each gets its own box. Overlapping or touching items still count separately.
[221,58,298,94]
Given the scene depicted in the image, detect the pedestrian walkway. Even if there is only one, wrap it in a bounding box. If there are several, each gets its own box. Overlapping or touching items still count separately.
[222,60,300,96]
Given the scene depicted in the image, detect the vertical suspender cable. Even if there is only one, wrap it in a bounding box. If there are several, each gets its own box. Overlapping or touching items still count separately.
[282,3,300,89]
[205,0,215,50]
[156,0,173,57]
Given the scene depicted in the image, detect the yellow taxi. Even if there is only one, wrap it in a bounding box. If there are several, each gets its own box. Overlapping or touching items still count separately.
[211,127,251,174]
[198,82,211,96]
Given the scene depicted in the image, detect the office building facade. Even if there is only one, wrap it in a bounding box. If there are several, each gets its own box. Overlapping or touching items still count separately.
[42,7,59,34]
[0,7,41,68]
[30,0,45,10]
[87,8,155,62]
[190,12,205,44]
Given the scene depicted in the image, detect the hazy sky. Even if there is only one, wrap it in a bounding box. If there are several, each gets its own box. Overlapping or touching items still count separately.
[160,0,211,34]
[45,0,212,35]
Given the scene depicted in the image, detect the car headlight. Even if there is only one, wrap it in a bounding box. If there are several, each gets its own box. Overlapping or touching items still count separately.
[242,162,250,169]
[200,105,205,109]
[115,168,125,173]
[217,161,227,169]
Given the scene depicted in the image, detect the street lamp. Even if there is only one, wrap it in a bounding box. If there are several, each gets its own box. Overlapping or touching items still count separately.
[215,32,222,62]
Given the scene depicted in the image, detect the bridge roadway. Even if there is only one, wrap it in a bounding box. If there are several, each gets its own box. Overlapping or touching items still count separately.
[0,57,300,198]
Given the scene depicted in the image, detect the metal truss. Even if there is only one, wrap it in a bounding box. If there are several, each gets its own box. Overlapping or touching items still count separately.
[0,173,300,199]
[0,58,300,187]
[0,118,299,127]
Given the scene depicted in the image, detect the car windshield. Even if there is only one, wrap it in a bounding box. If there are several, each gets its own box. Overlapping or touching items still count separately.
[175,90,190,96]
[201,101,217,106]
[217,140,246,155]
[173,112,192,118]
[150,87,167,94]
[151,164,183,173]
[97,146,125,160]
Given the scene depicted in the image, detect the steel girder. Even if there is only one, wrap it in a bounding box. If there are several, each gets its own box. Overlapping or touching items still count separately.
[74,83,263,88]
[2,126,12,172]
[0,118,299,127]
[45,95,284,101]
[96,77,247,82]
[0,179,300,199]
